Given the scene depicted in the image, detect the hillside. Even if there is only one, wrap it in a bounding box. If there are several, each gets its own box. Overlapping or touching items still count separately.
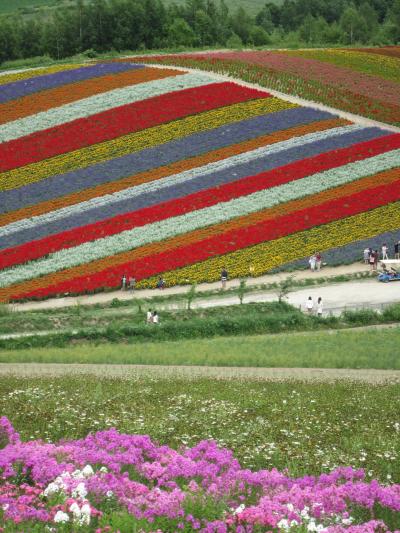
[0,59,399,302]
[0,0,276,16]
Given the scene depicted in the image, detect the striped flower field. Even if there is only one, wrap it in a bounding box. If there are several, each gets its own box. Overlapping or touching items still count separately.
[0,60,400,302]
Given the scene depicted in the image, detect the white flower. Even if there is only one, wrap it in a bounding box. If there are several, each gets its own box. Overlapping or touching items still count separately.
[43,482,61,497]
[71,469,84,479]
[99,466,108,473]
[72,482,87,499]
[79,504,91,526]
[82,465,94,478]
[106,490,114,498]
[54,511,69,523]
[233,504,245,515]
[69,502,81,518]
[277,519,290,531]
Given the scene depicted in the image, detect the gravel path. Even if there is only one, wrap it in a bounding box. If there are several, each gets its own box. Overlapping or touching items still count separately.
[0,363,399,383]
[11,263,373,312]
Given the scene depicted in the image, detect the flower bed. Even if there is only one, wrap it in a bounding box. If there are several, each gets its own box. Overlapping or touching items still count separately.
[0,60,400,301]
[0,417,399,532]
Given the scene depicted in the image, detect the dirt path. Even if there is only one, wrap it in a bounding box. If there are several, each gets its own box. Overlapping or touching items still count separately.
[11,263,373,312]
[0,363,399,383]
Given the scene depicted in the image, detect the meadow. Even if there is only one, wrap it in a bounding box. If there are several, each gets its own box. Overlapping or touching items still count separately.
[0,375,399,530]
[1,326,400,368]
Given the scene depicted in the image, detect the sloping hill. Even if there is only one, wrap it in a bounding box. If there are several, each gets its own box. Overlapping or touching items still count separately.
[0,61,399,302]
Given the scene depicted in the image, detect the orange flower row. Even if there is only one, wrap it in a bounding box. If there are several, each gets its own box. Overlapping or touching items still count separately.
[0,117,346,228]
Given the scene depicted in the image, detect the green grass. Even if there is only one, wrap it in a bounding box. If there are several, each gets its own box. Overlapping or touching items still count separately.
[1,327,400,368]
[0,375,398,482]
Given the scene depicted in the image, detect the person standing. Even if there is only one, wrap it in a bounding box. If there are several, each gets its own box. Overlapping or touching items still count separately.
[315,252,322,271]
[306,296,314,314]
[152,311,159,324]
[395,240,400,260]
[146,309,153,324]
[309,254,316,272]
[221,267,228,289]
[363,247,370,264]
[382,243,389,260]
[128,276,136,291]
[369,250,375,272]
[121,274,127,290]
[373,249,379,271]
[317,297,323,317]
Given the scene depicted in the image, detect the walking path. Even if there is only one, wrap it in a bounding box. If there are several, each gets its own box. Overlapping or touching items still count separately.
[0,363,399,383]
[10,262,373,312]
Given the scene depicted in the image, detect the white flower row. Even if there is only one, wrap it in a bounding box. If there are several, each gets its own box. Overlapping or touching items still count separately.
[1,148,398,288]
[0,72,216,143]
[0,124,360,238]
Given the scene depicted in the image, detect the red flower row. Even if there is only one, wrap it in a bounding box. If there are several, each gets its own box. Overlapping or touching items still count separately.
[13,177,400,301]
[2,132,399,270]
[0,82,267,173]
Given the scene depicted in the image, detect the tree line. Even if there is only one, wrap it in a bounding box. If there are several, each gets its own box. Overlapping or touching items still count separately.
[0,0,399,65]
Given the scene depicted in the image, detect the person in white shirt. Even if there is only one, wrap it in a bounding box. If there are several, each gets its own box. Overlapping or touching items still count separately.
[309,254,316,272]
[152,311,159,324]
[146,309,152,324]
[306,296,314,313]
[317,297,323,317]
[382,243,388,260]
[363,248,370,264]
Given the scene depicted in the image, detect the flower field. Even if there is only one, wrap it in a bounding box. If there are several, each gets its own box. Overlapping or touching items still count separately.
[135,47,400,126]
[1,59,400,301]
[0,376,399,531]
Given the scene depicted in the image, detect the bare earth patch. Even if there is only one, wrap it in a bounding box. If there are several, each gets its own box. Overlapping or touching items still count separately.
[0,363,399,383]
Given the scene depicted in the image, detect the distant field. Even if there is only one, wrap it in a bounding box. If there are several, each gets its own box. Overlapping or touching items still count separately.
[0,0,277,15]
[1,328,400,369]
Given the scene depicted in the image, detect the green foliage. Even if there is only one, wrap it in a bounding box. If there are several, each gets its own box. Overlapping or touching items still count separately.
[186,283,197,310]
[1,0,398,65]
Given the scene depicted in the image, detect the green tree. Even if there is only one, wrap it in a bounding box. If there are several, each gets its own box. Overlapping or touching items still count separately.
[167,17,196,46]
[250,25,271,45]
[339,4,368,43]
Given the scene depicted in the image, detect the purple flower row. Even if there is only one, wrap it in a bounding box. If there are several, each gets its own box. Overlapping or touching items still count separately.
[0,62,143,104]
[1,106,332,215]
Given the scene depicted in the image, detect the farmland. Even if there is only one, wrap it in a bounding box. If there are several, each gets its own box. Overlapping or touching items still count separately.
[138,47,400,126]
[1,61,400,302]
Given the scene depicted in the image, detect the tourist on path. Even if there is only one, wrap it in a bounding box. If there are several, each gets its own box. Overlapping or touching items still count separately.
[317,297,323,317]
[395,241,400,259]
[128,276,136,291]
[221,267,228,289]
[373,250,379,271]
[363,247,370,264]
[369,251,376,272]
[156,277,165,290]
[315,252,322,271]
[382,243,389,260]
[309,254,316,272]
[121,275,127,290]
[306,296,314,314]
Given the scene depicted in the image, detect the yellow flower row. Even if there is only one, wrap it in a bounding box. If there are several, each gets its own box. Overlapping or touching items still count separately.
[136,200,400,288]
[0,97,296,192]
[0,63,87,86]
